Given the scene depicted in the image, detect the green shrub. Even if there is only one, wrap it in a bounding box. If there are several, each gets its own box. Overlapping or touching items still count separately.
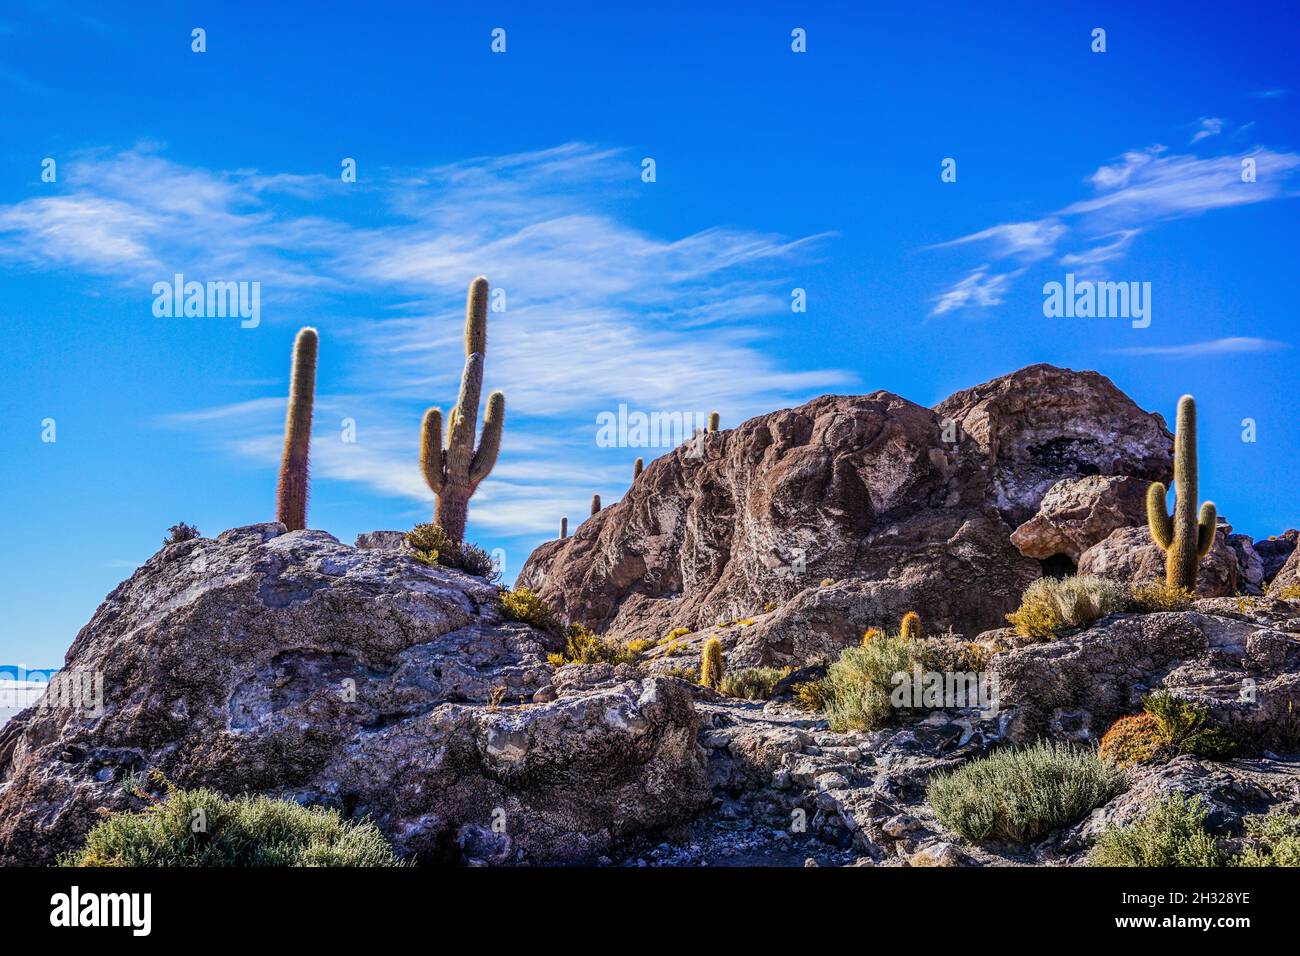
[793,678,830,712]
[1128,580,1195,613]
[1236,813,1300,866]
[1143,690,1235,761]
[61,779,402,867]
[1006,575,1129,639]
[1090,794,1224,867]
[407,523,499,582]
[822,633,918,732]
[927,742,1126,844]
[498,587,560,634]
[547,624,647,667]
[719,667,791,700]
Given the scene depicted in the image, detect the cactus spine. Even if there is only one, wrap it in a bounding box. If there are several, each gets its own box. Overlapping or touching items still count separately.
[420,277,506,543]
[276,327,318,531]
[634,457,643,479]
[560,516,568,539]
[708,411,720,432]
[900,611,921,641]
[1147,395,1216,592]
[701,637,724,690]
[591,494,601,516]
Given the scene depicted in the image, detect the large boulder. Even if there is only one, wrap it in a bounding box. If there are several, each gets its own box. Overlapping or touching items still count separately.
[1009,475,1149,563]
[1077,525,1240,597]
[519,390,1036,643]
[934,364,1172,527]
[0,524,709,866]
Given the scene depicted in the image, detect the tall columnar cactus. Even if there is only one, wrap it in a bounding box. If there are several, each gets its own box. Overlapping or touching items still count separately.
[634,457,644,479]
[708,411,720,432]
[276,327,318,531]
[701,637,724,690]
[420,277,506,543]
[560,516,568,539]
[590,494,601,516]
[1147,395,1217,592]
[900,611,921,641]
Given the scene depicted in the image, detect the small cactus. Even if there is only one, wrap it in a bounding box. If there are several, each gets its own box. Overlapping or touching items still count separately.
[633,457,644,479]
[276,327,318,531]
[900,611,921,641]
[591,494,601,516]
[861,627,883,646]
[560,516,568,539]
[700,637,724,690]
[708,411,720,432]
[420,277,506,543]
[1147,395,1216,592]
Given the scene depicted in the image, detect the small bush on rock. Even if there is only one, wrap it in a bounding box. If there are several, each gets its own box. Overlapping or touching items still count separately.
[1128,580,1195,613]
[547,624,646,667]
[1143,690,1236,761]
[1099,713,1165,768]
[927,742,1126,844]
[61,778,403,867]
[1090,794,1224,867]
[1276,584,1300,601]
[793,678,830,712]
[1006,575,1128,639]
[1099,692,1235,768]
[719,667,792,700]
[498,587,560,634]
[407,523,500,582]
[164,522,200,546]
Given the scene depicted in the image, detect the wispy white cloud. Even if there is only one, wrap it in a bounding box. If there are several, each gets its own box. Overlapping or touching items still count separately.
[6,143,853,537]
[929,266,1023,317]
[1249,88,1288,99]
[1190,117,1224,143]
[927,132,1300,315]
[1109,336,1289,358]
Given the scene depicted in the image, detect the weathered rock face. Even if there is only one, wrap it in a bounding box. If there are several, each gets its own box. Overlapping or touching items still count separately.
[1267,546,1300,596]
[520,365,1178,645]
[994,598,1300,751]
[1256,531,1298,584]
[0,524,709,866]
[1077,525,1240,597]
[1009,475,1149,563]
[934,364,1173,527]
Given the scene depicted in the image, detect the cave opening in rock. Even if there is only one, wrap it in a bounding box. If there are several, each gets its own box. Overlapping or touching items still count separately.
[1040,553,1077,579]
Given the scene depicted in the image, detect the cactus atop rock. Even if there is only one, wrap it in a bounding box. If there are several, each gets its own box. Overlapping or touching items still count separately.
[1146,395,1216,592]
[634,457,643,479]
[420,277,506,543]
[591,494,601,516]
[708,411,720,432]
[900,611,921,641]
[700,637,724,690]
[560,516,568,540]
[276,327,318,532]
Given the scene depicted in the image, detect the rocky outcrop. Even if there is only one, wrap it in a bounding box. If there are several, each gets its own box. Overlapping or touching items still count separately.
[1077,525,1240,597]
[1009,475,1149,563]
[1256,531,1298,584]
[1267,546,1300,597]
[933,363,1172,527]
[0,524,709,866]
[993,598,1300,750]
[520,390,1034,643]
[521,364,1175,646]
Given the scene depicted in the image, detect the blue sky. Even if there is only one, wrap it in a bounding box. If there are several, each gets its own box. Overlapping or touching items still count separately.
[2,1,1298,666]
